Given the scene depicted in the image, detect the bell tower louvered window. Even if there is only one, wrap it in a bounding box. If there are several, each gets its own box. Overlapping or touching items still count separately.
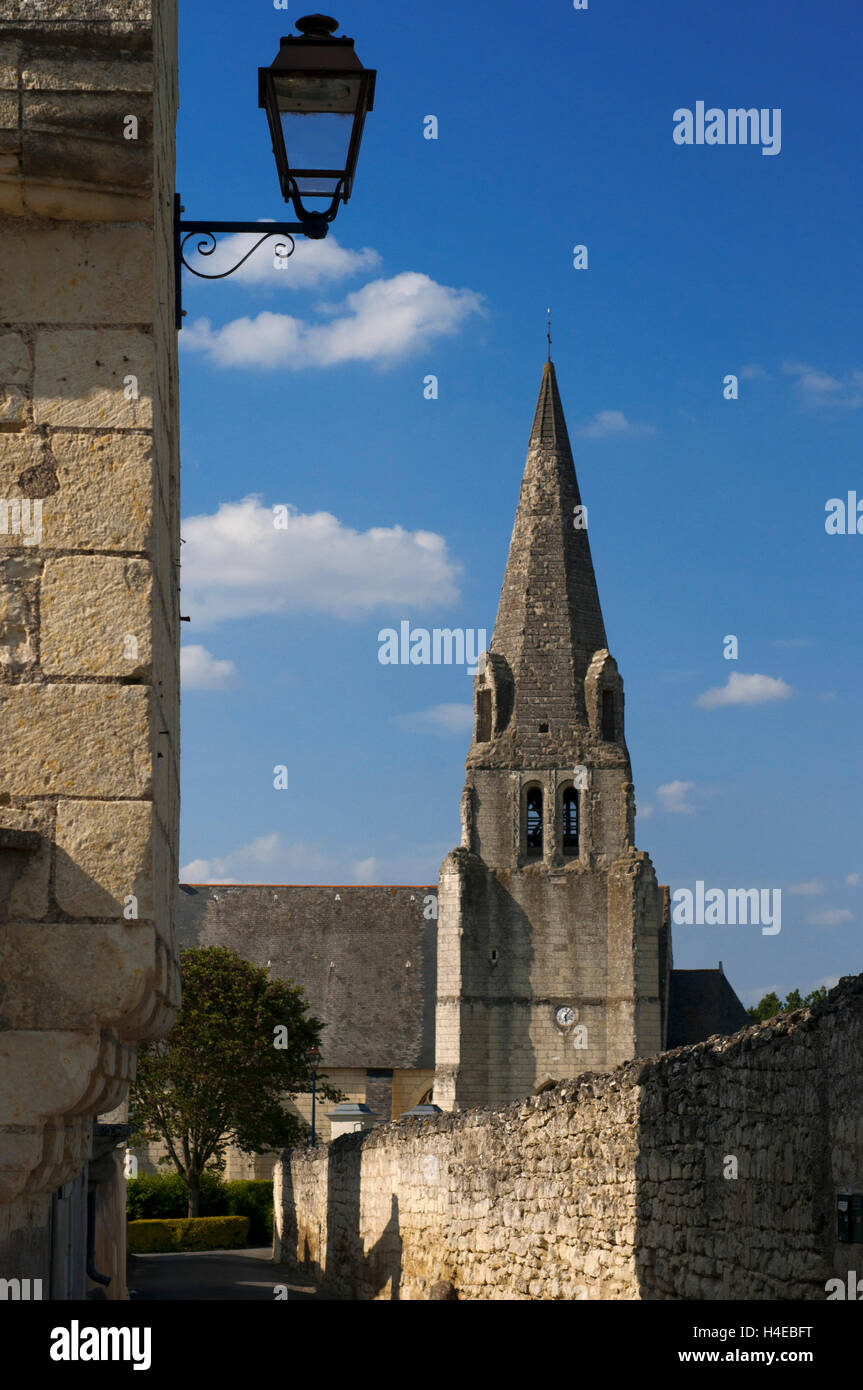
[562,787,579,853]
[525,786,543,856]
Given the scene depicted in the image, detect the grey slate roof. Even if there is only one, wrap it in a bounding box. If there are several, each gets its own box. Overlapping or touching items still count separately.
[177,883,437,1070]
[666,968,751,1049]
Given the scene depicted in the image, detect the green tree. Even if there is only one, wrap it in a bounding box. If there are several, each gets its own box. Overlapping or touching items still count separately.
[747,984,830,1023]
[747,990,782,1023]
[130,946,340,1216]
[803,985,828,1009]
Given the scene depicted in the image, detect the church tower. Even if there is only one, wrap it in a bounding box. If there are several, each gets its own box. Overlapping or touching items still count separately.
[434,360,670,1111]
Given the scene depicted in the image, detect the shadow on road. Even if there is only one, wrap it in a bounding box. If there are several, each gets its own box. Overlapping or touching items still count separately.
[128,1246,321,1301]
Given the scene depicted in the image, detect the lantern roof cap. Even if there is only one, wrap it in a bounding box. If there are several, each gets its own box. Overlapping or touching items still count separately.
[295,15,339,37]
[273,14,362,64]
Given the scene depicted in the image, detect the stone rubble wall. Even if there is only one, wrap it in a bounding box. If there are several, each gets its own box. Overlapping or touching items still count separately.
[278,1056,643,1300]
[275,976,863,1300]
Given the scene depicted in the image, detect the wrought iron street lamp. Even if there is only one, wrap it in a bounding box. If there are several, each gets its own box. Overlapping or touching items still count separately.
[259,14,376,227]
[175,14,376,328]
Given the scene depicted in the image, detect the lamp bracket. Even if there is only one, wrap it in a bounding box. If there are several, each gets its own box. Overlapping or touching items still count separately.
[174,195,329,329]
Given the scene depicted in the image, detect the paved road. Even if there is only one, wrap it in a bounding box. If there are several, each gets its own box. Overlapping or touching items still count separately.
[128,1247,320,1301]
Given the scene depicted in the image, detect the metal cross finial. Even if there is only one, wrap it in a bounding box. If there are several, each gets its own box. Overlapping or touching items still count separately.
[546,307,551,361]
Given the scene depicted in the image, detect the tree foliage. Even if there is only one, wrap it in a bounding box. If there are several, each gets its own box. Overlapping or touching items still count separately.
[747,984,829,1023]
[130,946,340,1215]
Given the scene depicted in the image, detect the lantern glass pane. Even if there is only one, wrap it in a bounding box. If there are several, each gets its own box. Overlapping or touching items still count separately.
[273,73,361,115]
[279,111,354,195]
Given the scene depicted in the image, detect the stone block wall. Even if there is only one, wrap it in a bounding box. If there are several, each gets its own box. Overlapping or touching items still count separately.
[0,0,180,1293]
[275,976,863,1300]
[435,844,665,1111]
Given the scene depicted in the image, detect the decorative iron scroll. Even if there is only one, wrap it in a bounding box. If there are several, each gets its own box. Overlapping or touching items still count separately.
[178,229,296,280]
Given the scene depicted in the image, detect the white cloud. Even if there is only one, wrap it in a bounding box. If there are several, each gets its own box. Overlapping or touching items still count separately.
[181,644,237,689]
[695,672,793,709]
[740,363,766,380]
[657,780,696,814]
[180,833,331,884]
[183,228,380,289]
[846,873,861,886]
[575,410,656,440]
[807,908,854,927]
[637,802,655,820]
[790,880,824,896]
[395,703,474,736]
[180,834,448,887]
[782,360,863,411]
[181,495,461,628]
[179,859,240,885]
[181,271,483,370]
[352,857,378,882]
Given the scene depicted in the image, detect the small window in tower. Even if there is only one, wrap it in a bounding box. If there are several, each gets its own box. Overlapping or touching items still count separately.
[539,722,549,733]
[526,786,543,856]
[562,787,579,854]
[476,689,492,743]
[601,689,616,741]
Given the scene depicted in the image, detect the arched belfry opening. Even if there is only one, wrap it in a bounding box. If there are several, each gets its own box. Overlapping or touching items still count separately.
[562,786,579,854]
[525,785,543,857]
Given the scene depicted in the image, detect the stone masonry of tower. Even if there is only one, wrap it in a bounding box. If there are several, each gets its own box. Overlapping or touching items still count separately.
[434,360,670,1111]
[0,0,180,1297]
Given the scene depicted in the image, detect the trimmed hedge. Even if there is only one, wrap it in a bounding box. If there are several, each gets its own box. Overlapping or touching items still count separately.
[126,1174,274,1244]
[128,1216,250,1253]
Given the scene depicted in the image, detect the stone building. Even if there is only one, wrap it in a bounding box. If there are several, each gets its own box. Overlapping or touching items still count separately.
[0,0,180,1299]
[172,359,747,1170]
[275,973,863,1301]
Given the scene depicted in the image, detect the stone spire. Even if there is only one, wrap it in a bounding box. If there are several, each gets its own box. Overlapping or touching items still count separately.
[470,360,610,765]
[440,361,663,1113]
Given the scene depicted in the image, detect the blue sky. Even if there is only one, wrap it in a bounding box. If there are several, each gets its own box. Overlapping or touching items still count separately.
[176,0,863,1007]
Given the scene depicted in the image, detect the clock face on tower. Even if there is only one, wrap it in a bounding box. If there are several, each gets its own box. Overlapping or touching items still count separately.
[555,1006,576,1028]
